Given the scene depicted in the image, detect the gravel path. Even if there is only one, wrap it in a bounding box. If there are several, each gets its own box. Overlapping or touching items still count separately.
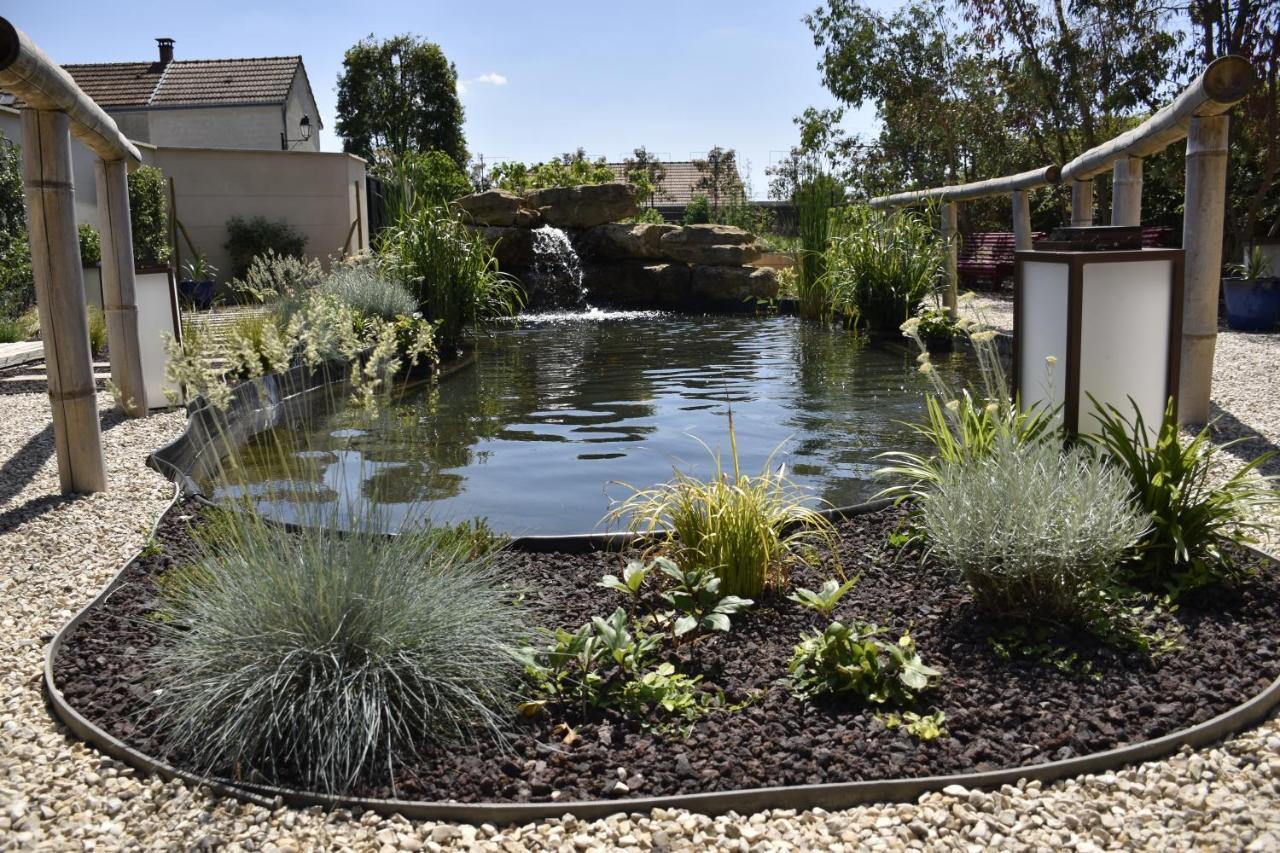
[4,349,1280,850]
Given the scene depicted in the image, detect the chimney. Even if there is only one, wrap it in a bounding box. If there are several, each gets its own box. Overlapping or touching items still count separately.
[156,37,175,66]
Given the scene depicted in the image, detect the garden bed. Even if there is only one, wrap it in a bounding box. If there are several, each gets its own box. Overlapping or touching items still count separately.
[51,500,1280,807]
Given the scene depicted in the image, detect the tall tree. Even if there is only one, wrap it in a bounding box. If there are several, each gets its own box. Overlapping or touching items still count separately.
[623,147,669,206]
[336,34,467,165]
[692,147,741,212]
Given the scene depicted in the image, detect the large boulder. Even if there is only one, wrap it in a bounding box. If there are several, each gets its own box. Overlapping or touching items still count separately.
[659,224,766,265]
[470,225,536,271]
[577,222,678,260]
[528,183,639,228]
[689,265,779,307]
[582,261,691,308]
[455,189,540,227]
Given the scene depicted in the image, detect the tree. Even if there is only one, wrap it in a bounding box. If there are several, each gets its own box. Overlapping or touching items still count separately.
[692,147,742,212]
[623,147,668,206]
[490,149,615,193]
[336,34,467,166]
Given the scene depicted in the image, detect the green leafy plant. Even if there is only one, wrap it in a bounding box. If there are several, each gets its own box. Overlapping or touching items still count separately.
[127,166,170,267]
[78,224,101,267]
[378,204,523,353]
[0,307,38,343]
[181,255,218,282]
[682,194,711,225]
[607,414,837,599]
[230,250,324,304]
[789,620,940,704]
[653,557,753,637]
[918,435,1150,624]
[625,207,667,225]
[85,305,107,357]
[600,559,654,599]
[519,606,659,712]
[1227,246,1275,284]
[1090,397,1277,593]
[618,663,707,723]
[881,709,947,741]
[224,216,308,281]
[915,304,958,341]
[788,577,860,618]
[378,149,474,221]
[148,506,528,796]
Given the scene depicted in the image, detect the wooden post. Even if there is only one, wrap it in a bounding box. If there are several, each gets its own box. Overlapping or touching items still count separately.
[1178,114,1229,424]
[355,179,364,251]
[167,176,181,279]
[1070,179,1093,227]
[1111,156,1143,226]
[94,158,146,417]
[941,201,958,315]
[21,109,106,493]
[1012,190,1033,250]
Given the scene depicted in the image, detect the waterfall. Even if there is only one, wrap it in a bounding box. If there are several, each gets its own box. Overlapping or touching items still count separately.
[526,225,586,309]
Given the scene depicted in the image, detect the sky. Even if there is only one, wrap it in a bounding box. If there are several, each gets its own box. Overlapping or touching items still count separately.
[7,0,883,198]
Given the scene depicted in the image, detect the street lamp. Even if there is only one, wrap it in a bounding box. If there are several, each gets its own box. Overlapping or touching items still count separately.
[281,115,312,150]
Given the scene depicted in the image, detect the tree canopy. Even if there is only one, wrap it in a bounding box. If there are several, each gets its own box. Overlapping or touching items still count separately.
[336,34,467,166]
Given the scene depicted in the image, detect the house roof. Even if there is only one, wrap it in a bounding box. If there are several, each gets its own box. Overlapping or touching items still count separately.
[43,56,303,109]
[607,160,744,205]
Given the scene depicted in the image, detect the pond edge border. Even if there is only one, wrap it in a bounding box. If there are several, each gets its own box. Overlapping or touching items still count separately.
[43,487,1280,826]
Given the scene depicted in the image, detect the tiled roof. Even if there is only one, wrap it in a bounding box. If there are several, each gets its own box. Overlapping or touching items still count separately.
[46,56,302,109]
[607,160,744,205]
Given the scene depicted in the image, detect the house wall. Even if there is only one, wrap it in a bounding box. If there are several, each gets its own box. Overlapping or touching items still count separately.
[146,104,284,152]
[152,146,368,279]
[282,73,321,153]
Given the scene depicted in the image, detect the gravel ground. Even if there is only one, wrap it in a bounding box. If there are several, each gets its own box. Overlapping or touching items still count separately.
[4,343,1280,850]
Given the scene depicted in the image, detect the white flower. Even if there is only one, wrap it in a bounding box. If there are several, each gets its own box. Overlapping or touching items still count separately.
[970,330,997,343]
[918,362,934,375]
[1045,355,1058,366]
[945,399,960,412]
[985,401,1000,415]
[958,292,977,305]
[916,352,931,364]
[900,318,922,334]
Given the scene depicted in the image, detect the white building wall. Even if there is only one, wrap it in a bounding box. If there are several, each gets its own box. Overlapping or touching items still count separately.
[146,104,283,152]
[282,74,321,153]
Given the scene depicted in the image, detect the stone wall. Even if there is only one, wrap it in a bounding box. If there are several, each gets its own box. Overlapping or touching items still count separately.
[455,184,779,311]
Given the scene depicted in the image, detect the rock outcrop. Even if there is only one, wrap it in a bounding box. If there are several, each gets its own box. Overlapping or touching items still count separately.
[455,189,540,227]
[658,224,766,266]
[473,226,536,270]
[527,183,639,228]
[576,222,676,260]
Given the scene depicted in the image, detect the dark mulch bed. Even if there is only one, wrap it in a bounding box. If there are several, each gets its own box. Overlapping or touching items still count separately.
[53,500,1280,804]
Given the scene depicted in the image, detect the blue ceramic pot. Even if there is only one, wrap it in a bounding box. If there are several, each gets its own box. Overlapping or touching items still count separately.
[1222,277,1280,332]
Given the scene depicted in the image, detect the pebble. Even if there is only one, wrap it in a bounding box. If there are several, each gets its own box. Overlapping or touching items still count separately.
[3,353,1280,849]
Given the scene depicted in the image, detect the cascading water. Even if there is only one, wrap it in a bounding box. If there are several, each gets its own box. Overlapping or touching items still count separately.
[525,225,586,309]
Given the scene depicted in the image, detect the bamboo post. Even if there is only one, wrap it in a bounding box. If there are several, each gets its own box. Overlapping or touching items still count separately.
[94,158,146,417]
[21,109,106,493]
[1012,190,1033,250]
[1070,179,1093,227]
[167,176,181,279]
[941,201,958,315]
[1111,157,1143,226]
[1178,114,1229,424]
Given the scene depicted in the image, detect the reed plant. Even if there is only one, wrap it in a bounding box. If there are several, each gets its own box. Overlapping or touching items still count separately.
[86,305,107,357]
[822,205,944,332]
[607,412,837,599]
[795,175,839,322]
[148,497,526,796]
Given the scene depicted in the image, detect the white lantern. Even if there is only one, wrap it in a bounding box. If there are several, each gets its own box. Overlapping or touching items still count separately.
[1014,245,1184,435]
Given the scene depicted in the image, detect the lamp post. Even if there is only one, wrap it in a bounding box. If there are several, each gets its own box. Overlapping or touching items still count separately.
[280,114,312,150]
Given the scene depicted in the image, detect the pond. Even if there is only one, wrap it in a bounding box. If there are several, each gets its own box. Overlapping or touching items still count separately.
[211,312,970,536]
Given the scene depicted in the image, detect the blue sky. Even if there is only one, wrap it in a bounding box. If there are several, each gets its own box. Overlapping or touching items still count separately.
[7,0,880,197]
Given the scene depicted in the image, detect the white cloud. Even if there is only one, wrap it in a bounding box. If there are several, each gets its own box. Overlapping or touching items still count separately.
[456,79,468,94]
[475,72,507,86]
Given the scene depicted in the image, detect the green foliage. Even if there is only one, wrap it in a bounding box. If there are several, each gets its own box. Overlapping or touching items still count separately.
[148,507,526,795]
[230,250,323,304]
[682,194,711,225]
[607,414,838,599]
[377,204,523,352]
[490,149,616,194]
[1228,246,1275,283]
[881,710,947,741]
[86,305,107,357]
[377,149,473,221]
[915,305,958,341]
[1090,397,1278,594]
[600,559,654,599]
[795,175,842,321]
[618,663,708,723]
[692,147,741,211]
[319,259,418,320]
[519,606,659,712]
[625,207,667,225]
[0,308,39,343]
[336,34,467,165]
[0,239,33,316]
[653,557,753,637]
[127,166,170,267]
[918,435,1150,624]
[224,216,309,282]
[788,577,860,618]
[78,224,101,266]
[181,255,218,283]
[711,197,772,235]
[821,205,943,331]
[622,147,668,205]
[789,620,940,705]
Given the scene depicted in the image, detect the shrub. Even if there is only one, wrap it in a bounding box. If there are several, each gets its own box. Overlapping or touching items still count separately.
[607,416,837,599]
[625,207,667,225]
[127,166,170,267]
[1090,397,1278,593]
[789,621,939,704]
[378,149,473,221]
[822,204,943,331]
[148,507,527,795]
[682,194,711,225]
[378,204,522,353]
[319,260,417,320]
[917,436,1150,623]
[224,215,308,281]
[230,250,324,304]
[0,308,39,343]
[711,196,773,234]
[0,238,33,314]
[78,224,101,266]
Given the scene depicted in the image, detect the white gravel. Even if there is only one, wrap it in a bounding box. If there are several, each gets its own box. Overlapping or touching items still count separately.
[3,343,1280,850]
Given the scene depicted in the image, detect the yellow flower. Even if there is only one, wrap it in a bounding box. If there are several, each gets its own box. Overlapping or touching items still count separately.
[916,352,931,364]
[918,362,934,375]
[945,399,960,412]
[1045,355,1058,366]
[985,401,1000,415]
[900,318,922,334]
[958,292,977,305]
[971,330,997,343]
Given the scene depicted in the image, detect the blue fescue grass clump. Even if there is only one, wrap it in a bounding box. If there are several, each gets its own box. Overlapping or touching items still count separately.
[148,506,526,796]
[318,260,418,321]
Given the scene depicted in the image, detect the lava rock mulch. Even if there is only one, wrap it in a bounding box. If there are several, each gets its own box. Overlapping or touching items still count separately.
[52,501,1280,804]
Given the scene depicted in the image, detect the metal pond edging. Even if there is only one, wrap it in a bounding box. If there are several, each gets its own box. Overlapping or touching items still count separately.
[41,492,1280,824]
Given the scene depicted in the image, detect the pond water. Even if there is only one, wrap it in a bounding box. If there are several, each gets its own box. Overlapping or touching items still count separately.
[212,312,971,536]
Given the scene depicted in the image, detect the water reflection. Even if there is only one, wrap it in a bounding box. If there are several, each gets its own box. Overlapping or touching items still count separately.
[211,314,971,535]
